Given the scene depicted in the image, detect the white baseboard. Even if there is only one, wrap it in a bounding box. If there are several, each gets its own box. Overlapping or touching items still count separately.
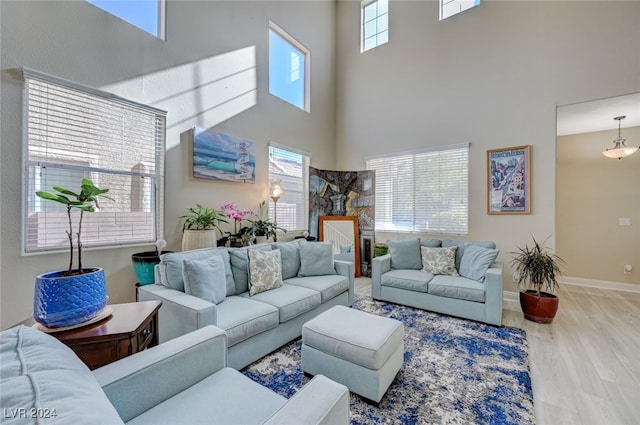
[559,276,640,294]
[502,278,640,306]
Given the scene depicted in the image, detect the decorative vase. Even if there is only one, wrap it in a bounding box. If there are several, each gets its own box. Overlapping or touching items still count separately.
[34,268,107,328]
[182,229,218,251]
[131,251,172,285]
[255,235,270,244]
[519,290,559,324]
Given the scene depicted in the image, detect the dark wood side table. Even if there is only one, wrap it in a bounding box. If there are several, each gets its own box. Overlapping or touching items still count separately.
[20,300,162,370]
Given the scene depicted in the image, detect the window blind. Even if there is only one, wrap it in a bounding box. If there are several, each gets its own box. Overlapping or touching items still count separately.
[23,69,166,253]
[366,144,469,234]
[268,145,310,232]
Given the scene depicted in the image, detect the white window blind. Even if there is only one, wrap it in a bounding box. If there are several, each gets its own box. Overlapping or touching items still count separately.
[366,144,469,234]
[23,68,166,253]
[268,144,310,232]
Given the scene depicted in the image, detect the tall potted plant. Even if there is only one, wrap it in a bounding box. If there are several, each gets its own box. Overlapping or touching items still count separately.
[510,235,565,323]
[34,178,111,328]
[180,204,228,251]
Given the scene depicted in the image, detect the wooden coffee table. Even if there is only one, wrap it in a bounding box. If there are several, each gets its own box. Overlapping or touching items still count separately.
[20,300,161,370]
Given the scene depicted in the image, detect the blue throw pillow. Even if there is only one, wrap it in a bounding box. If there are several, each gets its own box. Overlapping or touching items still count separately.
[442,240,496,270]
[298,242,337,277]
[387,238,422,270]
[458,245,500,282]
[182,257,227,304]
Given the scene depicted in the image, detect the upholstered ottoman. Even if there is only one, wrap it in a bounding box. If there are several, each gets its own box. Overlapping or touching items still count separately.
[301,305,404,403]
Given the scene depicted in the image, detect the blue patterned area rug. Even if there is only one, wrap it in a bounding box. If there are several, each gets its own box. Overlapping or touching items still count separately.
[242,296,534,425]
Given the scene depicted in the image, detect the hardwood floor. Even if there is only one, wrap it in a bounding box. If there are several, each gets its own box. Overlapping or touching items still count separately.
[354,278,640,424]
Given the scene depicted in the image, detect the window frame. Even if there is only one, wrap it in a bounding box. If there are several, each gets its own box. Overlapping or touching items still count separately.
[366,143,469,235]
[440,0,481,21]
[268,21,311,112]
[22,68,167,255]
[86,0,166,40]
[268,143,311,234]
[361,0,389,53]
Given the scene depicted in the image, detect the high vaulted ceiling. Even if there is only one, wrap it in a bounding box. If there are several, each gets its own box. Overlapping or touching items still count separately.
[557,92,640,136]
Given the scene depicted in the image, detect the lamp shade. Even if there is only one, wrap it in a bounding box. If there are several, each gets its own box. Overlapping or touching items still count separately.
[270,181,283,200]
[602,116,638,159]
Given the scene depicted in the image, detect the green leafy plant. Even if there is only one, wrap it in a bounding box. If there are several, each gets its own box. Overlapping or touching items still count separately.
[181,204,228,233]
[248,200,286,241]
[36,178,110,276]
[510,235,565,296]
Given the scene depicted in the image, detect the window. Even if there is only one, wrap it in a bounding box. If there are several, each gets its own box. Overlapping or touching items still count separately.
[86,0,166,39]
[361,0,389,53]
[268,144,310,233]
[23,68,166,254]
[269,22,310,112]
[366,144,469,234]
[440,0,481,21]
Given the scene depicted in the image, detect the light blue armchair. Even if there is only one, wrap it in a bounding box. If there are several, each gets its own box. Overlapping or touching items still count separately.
[0,325,349,425]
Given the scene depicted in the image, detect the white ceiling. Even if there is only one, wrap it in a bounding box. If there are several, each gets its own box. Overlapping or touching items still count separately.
[557,92,640,136]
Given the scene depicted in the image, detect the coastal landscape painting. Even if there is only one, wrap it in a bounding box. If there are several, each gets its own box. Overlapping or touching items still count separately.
[193,127,256,183]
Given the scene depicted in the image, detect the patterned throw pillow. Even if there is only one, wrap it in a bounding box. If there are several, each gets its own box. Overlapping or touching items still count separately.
[421,246,459,276]
[248,249,283,296]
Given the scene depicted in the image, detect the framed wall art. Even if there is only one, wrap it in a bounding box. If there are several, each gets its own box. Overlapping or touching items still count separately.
[192,127,255,183]
[487,145,531,214]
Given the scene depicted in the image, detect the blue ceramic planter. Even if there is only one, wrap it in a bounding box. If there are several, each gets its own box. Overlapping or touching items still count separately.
[33,268,107,328]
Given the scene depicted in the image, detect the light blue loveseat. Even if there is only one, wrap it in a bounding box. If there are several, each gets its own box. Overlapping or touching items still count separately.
[0,325,349,424]
[138,239,354,369]
[372,238,503,326]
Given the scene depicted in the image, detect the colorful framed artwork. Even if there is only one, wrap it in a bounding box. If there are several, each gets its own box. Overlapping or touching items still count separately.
[487,145,531,214]
[192,127,255,183]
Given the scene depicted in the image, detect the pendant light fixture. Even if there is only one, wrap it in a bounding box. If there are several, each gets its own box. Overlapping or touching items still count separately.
[602,115,638,159]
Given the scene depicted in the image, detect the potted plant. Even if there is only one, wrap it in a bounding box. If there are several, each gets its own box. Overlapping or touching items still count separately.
[248,200,286,243]
[34,178,111,328]
[180,204,228,251]
[511,235,565,324]
[220,202,256,247]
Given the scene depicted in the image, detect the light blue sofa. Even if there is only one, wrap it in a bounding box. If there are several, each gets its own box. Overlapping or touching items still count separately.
[0,325,349,425]
[372,238,503,326]
[138,239,355,369]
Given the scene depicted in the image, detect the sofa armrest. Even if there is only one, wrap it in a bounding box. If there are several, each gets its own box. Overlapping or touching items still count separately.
[334,259,355,306]
[484,262,504,326]
[262,375,349,425]
[371,254,391,299]
[94,326,227,423]
[138,283,218,343]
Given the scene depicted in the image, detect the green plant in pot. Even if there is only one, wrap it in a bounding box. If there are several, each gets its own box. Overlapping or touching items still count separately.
[180,204,228,251]
[510,235,565,324]
[248,200,287,243]
[34,178,111,328]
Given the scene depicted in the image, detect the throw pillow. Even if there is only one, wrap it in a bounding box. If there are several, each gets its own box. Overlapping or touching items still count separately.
[271,239,305,280]
[387,238,422,270]
[159,248,235,295]
[248,249,283,296]
[339,244,353,253]
[182,257,227,304]
[298,242,337,277]
[229,245,273,294]
[442,240,496,271]
[421,246,459,276]
[458,245,500,282]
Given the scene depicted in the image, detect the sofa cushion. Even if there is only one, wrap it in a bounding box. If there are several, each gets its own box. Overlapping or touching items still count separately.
[126,367,286,425]
[0,326,124,424]
[421,246,459,276]
[419,238,442,248]
[160,248,235,295]
[271,239,304,280]
[229,245,273,294]
[428,275,486,303]
[387,238,422,270]
[441,240,496,271]
[298,242,336,277]
[284,275,349,303]
[240,284,321,323]
[215,297,279,347]
[459,245,500,282]
[183,257,227,304]
[381,269,433,292]
[249,249,284,296]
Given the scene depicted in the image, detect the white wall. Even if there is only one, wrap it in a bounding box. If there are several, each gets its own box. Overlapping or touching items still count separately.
[335,0,640,291]
[0,1,336,327]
